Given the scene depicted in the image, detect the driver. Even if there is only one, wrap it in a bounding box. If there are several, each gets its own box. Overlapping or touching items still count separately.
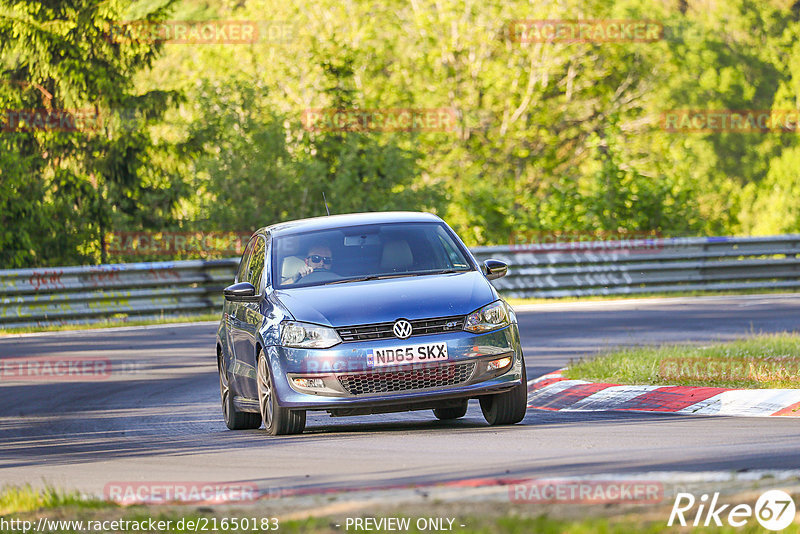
[291,243,333,283]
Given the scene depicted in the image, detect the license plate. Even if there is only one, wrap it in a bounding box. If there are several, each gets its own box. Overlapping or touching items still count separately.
[367,342,448,368]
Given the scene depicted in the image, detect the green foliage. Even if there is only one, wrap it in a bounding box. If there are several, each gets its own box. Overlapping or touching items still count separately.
[0,0,185,267]
[740,145,800,234]
[3,0,800,266]
[182,49,439,232]
[581,120,701,235]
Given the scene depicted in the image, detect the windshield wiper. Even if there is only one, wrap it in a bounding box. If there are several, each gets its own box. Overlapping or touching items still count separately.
[324,273,423,285]
[324,270,468,285]
[417,268,469,275]
[324,275,382,285]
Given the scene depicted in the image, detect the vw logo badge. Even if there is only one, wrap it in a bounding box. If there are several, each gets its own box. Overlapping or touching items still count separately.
[393,319,413,339]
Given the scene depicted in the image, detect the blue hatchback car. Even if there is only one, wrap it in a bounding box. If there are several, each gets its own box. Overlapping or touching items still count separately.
[216,212,527,435]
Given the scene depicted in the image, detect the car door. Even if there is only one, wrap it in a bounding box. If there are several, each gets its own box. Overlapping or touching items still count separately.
[227,237,256,392]
[232,235,266,399]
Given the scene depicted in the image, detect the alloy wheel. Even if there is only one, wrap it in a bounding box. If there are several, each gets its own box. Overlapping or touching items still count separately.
[257,354,274,429]
[219,361,230,425]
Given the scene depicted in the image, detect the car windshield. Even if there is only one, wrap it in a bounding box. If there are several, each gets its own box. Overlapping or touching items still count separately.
[272,222,473,289]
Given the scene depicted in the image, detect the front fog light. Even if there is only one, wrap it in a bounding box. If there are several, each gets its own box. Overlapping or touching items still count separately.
[487,356,512,371]
[292,377,325,389]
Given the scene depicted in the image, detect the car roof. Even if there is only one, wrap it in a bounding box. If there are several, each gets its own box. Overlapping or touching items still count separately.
[259,211,443,237]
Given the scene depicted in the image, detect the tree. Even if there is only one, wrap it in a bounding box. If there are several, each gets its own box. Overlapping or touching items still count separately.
[0,0,184,266]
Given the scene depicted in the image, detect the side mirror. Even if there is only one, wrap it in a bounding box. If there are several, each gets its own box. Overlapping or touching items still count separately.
[483,259,508,281]
[223,282,260,302]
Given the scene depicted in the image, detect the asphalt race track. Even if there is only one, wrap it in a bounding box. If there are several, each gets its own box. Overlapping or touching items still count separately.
[1,294,799,498]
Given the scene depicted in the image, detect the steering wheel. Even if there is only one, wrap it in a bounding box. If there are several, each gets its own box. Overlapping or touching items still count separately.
[300,270,342,283]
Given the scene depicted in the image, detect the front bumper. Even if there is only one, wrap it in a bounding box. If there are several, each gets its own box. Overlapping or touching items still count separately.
[265,325,524,410]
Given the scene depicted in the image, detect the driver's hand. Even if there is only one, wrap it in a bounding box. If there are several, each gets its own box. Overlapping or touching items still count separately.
[296,264,313,280]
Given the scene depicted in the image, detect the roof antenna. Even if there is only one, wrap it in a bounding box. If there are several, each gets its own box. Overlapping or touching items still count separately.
[322,192,331,216]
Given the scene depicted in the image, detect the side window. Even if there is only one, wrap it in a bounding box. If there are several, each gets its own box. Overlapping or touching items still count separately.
[236,238,256,283]
[246,237,266,292]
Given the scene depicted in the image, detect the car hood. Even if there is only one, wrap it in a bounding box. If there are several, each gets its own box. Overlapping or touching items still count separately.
[273,271,497,327]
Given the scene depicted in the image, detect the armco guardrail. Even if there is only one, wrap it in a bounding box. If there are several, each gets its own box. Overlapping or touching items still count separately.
[470,234,800,298]
[0,259,237,329]
[1,235,800,328]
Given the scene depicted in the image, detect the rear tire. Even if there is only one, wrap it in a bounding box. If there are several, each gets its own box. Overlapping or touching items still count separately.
[433,400,468,420]
[219,355,261,430]
[257,348,306,436]
[480,357,527,425]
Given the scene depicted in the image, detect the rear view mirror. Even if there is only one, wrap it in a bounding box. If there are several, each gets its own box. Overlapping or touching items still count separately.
[483,259,508,281]
[223,282,260,302]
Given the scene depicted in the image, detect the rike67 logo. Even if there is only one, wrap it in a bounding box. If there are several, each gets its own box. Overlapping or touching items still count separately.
[669,490,797,530]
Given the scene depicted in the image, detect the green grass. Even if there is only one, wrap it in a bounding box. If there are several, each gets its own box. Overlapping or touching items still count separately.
[0,485,108,515]
[0,313,218,336]
[565,333,800,389]
[3,485,799,533]
[506,287,800,305]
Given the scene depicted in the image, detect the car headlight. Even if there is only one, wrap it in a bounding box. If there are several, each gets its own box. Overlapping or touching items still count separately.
[464,301,511,333]
[280,321,341,348]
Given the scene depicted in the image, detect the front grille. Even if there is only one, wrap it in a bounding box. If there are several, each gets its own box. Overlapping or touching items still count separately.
[337,361,476,395]
[336,315,465,342]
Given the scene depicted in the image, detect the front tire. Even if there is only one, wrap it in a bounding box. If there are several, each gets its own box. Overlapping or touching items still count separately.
[433,400,468,420]
[257,348,306,436]
[219,355,261,430]
[480,357,527,425]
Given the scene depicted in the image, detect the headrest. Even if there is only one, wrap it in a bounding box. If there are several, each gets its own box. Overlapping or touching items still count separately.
[380,240,413,270]
[281,255,305,278]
